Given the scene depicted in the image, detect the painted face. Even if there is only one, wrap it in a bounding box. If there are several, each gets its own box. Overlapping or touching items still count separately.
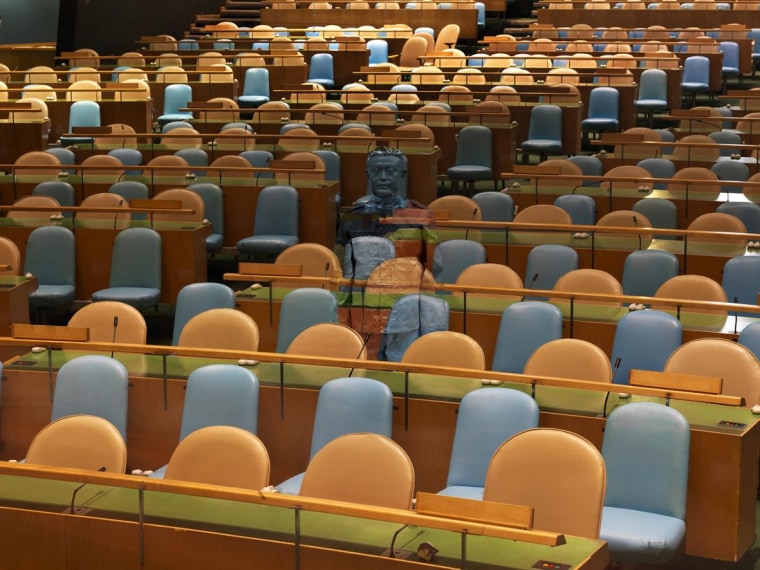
[367,155,404,199]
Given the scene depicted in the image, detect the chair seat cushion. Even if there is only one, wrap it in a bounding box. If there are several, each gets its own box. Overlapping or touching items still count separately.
[681,83,709,92]
[237,235,299,256]
[521,139,563,152]
[206,233,224,252]
[157,113,194,125]
[29,285,76,308]
[581,118,619,131]
[447,166,492,181]
[276,472,304,495]
[600,506,686,564]
[635,99,669,110]
[92,287,161,309]
[436,485,484,500]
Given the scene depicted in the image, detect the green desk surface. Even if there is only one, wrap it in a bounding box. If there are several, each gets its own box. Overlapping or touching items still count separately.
[8,350,758,436]
[0,473,606,569]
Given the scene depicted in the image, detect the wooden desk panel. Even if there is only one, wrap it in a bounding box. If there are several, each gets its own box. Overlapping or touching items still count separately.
[44,99,154,144]
[0,121,48,165]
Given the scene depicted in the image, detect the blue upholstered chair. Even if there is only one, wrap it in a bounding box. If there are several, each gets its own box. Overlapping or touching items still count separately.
[581,87,619,142]
[307,53,335,88]
[553,194,596,225]
[633,198,678,239]
[635,69,668,127]
[50,355,129,441]
[275,288,338,352]
[520,104,563,163]
[171,282,236,345]
[438,388,539,499]
[60,100,101,146]
[238,67,270,108]
[621,250,679,297]
[91,227,161,310]
[472,191,514,222]
[636,158,675,189]
[600,403,690,564]
[492,302,563,374]
[151,364,260,478]
[447,125,493,194]
[717,202,760,234]
[432,239,487,284]
[24,226,76,312]
[237,186,299,259]
[680,56,710,106]
[188,183,224,251]
[721,256,760,316]
[378,294,450,362]
[609,310,683,385]
[32,181,76,218]
[276,377,393,495]
[524,244,579,296]
[157,83,193,126]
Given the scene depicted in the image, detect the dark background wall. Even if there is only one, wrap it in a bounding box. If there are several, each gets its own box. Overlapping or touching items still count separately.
[1,0,222,54]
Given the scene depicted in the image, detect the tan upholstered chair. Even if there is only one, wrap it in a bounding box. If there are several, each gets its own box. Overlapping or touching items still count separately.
[286,323,367,358]
[667,167,720,200]
[300,433,415,509]
[0,237,21,275]
[595,210,653,250]
[68,301,147,344]
[77,192,131,225]
[401,331,486,370]
[164,426,271,490]
[551,268,623,315]
[152,188,205,223]
[26,414,127,473]
[483,428,606,539]
[665,338,760,406]
[80,155,125,182]
[178,308,259,351]
[653,275,727,316]
[454,263,523,300]
[9,195,62,220]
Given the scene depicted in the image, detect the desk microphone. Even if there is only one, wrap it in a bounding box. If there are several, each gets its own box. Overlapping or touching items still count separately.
[603,356,622,418]
[111,316,119,358]
[632,215,642,250]
[520,273,539,301]
[69,466,106,515]
[388,524,411,558]
[321,262,330,290]
[348,333,372,377]
[464,207,478,241]
[113,199,124,229]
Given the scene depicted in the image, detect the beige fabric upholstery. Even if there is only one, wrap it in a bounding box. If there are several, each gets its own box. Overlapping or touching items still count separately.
[300,433,415,509]
[178,308,260,351]
[68,301,147,344]
[286,323,367,359]
[454,263,523,300]
[275,242,342,285]
[653,275,727,315]
[165,426,270,490]
[0,237,21,275]
[428,195,482,221]
[551,268,623,307]
[80,155,125,182]
[665,338,760,407]
[513,204,572,225]
[596,210,653,249]
[26,415,127,473]
[152,188,205,222]
[402,331,486,370]
[78,192,131,224]
[483,428,606,539]
[9,195,62,219]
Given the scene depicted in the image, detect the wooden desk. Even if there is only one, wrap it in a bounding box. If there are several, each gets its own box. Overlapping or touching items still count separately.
[0,120,47,165]
[43,99,154,144]
[0,218,209,304]
[0,464,607,569]
[0,347,754,562]
[261,8,479,38]
[0,276,37,337]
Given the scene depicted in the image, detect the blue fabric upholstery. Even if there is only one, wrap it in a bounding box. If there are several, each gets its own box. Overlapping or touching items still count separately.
[171,282,236,345]
[472,191,514,222]
[738,320,760,360]
[524,244,579,295]
[50,355,129,440]
[636,158,675,189]
[379,294,450,362]
[609,310,682,385]
[188,183,224,251]
[60,100,101,146]
[32,181,76,217]
[521,104,563,160]
[238,67,270,108]
[492,302,563,373]
[24,226,76,309]
[343,237,395,280]
[151,364,259,478]
[447,125,493,183]
[722,256,760,316]
[307,53,335,88]
[581,87,619,135]
[157,84,193,126]
[276,377,393,495]
[621,249,679,297]
[275,288,338,352]
[717,202,760,234]
[91,227,161,309]
[432,240,487,284]
[554,194,596,225]
[601,402,690,563]
[438,388,539,499]
[635,69,669,126]
[237,186,299,258]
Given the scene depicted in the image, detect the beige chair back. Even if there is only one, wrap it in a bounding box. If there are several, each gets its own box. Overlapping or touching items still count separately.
[402,331,486,370]
[0,237,21,275]
[78,192,131,224]
[178,308,260,351]
[286,323,367,358]
[165,426,270,490]
[68,301,147,344]
[26,415,127,473]
[483,428,606,539]
[152,188,205,222]
[300,433,415,509]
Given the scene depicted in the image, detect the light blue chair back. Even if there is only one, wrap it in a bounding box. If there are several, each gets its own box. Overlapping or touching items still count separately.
[307,53,335,88]
[239,67,270,107]
[492,302,563,373]
[343,236,395,280]
[621,249,679,297]
[108,181,150,219]
[276,377,393,494]
[524,244,579,293]
[636,158,675,189]
[717,202,760,234]
[180,364,260,439]
[610,310,682,385]
[110,227,161,289]
[32,181,76,215]
[313,149,341,181]
[739,321,760,360]
[711,160,750,193]
[553,194,596,225]
[275,288,339,352]
[432,240,487,284]
[439,388,539,498]
[236,185,299,257]
[449,125,493,176]
[174,148,208,176]
[472,191,514,222]
[379,294,450,362]
[632,198,678,239]
[367,40,389,65]
[24,226,76,308]
[51,355,129,440]
[108,148,143,175]
[722,256,760,315]
[240,150,274,180]
[158,84,193,125]
[188,183,224,251]
[172,282,236,345]
[681,55,710,92]
[600,402,690,563]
